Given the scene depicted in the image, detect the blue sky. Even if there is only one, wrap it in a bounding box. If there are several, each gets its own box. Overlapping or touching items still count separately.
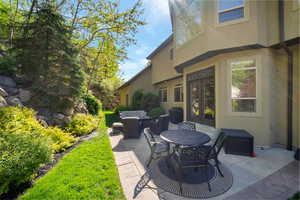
[119,0,172,81]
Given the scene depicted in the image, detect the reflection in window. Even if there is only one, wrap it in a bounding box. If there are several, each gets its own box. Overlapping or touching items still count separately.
[169,0,204,47]
[218,0,245,23]
[159,88,168,102]
[231,60,256,112]
[174,84,183,102]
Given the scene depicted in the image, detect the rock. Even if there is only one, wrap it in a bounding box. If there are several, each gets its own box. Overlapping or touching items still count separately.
[53,113,65,120]
[0,96,8,108]
[0,75,16,88]
[62,107,74,116]
[18,89,31,103]
[3,87,19,95]
[6,96,23,106]
[0,87,8,97]
[63,116,72,124]
[52,113,66,126]
[38,119,48,127]
[74,102,88,114]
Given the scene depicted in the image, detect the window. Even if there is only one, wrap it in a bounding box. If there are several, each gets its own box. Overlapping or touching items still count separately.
[174,84,183,102]
[169,0,204,47]
[218,0,245,23]
[159,88,168,102]
[230,59,256,113]
[293,0,300,10]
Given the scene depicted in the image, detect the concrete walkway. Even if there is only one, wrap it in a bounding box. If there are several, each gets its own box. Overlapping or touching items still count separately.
[108,130,296,200]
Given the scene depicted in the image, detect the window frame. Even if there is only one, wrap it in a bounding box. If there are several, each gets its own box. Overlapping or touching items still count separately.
[293,0,300,11]
[159,87,168,103]
[174,84,183,103]
[216,0,249,27]
[227,56,262,117]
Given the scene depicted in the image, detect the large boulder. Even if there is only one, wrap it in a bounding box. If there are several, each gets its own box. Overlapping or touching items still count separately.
[0,87,8,97]
[0,96,8,108]
[62,107,74,116]
[6,96,23,106]
[18,89,31,103]
[0,75,16,88]
[52,113,66,126]
[3,87,19,95]
[74,101,88,114]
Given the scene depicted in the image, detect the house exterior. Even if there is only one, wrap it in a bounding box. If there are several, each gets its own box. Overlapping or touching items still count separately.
[118,0,299,149]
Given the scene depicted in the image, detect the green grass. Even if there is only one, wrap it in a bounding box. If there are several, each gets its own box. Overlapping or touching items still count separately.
[19,116,125,200]
[103,111,120,127]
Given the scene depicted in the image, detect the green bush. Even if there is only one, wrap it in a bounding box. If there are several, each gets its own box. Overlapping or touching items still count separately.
[141,92,160,112]
[113,105,132,114]
[148,107,165,119]
[0,106,76,153]
[131,89,144,110]
[83,92,102,115]
[0,131,52,195]
[65,114,99,136]
[288,192,300,200]
[0,54,17,76]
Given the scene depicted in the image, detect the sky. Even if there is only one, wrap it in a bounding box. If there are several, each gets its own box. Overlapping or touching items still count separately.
[119,0,172,81]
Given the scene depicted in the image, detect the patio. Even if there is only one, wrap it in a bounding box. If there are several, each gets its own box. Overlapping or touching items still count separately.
[108,123,299,200]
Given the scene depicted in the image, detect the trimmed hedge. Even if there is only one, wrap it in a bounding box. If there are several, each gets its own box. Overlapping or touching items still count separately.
[65,114,99,136]
[113,105,132,114]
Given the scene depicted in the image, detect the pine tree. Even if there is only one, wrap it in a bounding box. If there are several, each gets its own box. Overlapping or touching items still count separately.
[16,3,85,112]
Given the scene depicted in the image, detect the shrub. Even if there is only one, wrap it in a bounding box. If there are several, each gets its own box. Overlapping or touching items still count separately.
[65,114,99,136]
[83,92,102,115]
[0,54,17,76]
[113,105,132,114]
[0,131,52,195]
[131,89,144,110]
[148,107,165,119]
[0,107,76,153]
[141,92,160,112]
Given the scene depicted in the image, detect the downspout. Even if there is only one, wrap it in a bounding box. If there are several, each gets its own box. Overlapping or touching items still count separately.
[278,0,293,151]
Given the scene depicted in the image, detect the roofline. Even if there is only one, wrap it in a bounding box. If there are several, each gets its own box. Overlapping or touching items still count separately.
[118,64,151,90]
[146,34,173,59]
[175,44,266,73]
[153,75,183,85]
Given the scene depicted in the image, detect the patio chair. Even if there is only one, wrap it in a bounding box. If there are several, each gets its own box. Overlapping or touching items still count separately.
[149,114,170,135]
[173,132,227,193]
[178,121,196,130]
[121,117,141,139]
[144,128,170,167]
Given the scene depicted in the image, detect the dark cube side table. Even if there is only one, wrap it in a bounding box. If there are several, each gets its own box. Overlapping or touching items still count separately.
[221,128,254,157]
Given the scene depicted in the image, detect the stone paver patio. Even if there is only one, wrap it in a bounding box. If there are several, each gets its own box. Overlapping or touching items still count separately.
[108,125,298,200]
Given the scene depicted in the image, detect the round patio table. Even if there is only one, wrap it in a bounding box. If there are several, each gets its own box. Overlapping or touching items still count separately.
[160,129,211,147]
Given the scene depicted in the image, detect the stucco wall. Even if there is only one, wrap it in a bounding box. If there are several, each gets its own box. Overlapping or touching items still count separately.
[270,44,300,148]
[154,77,184,112]
[119,67,154,106]
[151,40,180,84]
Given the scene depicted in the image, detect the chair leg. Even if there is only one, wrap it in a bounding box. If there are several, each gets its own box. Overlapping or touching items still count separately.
[174,164,184,194]
[215,159,224,177]
[206,165,212,192]
[146,153,154,168]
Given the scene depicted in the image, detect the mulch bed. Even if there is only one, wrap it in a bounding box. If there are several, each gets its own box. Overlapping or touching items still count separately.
[0,130,99,200]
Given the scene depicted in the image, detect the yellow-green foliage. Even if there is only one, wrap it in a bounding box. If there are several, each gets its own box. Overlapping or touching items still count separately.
[0,107,77,153]
[65,114,99,136]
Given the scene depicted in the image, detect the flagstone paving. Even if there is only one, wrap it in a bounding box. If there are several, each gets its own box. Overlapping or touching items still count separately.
[108,126,296,200]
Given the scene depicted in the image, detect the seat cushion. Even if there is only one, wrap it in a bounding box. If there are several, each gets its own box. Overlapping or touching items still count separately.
[112,122,124,127]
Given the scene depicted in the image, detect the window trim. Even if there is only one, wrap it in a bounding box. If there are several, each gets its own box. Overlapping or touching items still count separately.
[159,87,168,103]
[174,84,183,103]
[215,0,250,27]
[227,56,262,117]
[292,0,300,11]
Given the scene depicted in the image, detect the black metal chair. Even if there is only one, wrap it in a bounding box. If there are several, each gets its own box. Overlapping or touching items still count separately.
[149,114,170,135]
[173,132,227,193]
[121,117,141,139]
[178,121,196,130]
[144,128,170,168]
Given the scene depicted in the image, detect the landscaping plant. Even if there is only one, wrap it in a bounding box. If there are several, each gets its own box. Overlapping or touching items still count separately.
[148,107,165,119]
[83,92,102,115]
[131,89,144,110]
[141,92,160,112]
[65,114,99,136]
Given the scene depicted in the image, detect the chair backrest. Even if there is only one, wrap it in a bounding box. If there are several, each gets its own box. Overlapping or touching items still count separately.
[212,132,227,156]
[158,114,169,132]
[122,117,140,138]
[144,128,156,148]
[178,121,196,131]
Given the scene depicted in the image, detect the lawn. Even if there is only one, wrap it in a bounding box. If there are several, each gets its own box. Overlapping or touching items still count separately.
[19,115,125,200]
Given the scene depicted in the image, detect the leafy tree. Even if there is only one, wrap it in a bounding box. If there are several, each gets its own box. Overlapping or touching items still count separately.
[131,89,144,110]
[15,3,86,111]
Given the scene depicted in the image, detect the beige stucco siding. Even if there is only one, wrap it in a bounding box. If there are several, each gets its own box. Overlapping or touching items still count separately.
[154,77,184,112]
[151,40,180,84]
[184,48,299,146]
[119,67,154,106]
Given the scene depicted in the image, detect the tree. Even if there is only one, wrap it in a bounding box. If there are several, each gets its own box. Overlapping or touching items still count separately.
[15,3,85,111]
